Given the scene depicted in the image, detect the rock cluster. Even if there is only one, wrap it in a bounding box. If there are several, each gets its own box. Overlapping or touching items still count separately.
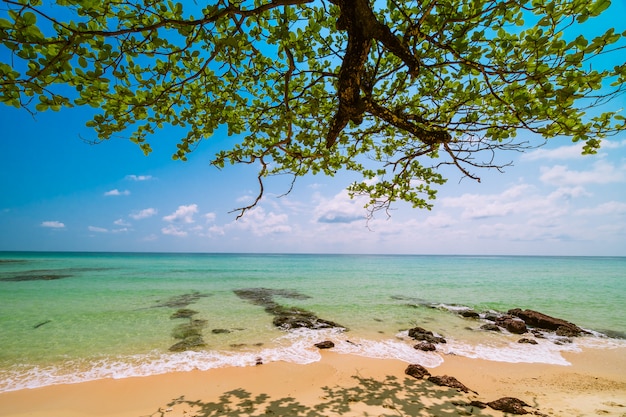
[467,307,589,343]
[408,326,446,351]
[406,364,542,415]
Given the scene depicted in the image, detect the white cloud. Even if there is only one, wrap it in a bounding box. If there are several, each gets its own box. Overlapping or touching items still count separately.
[163,204,198,223]
[539,161,626,186]
[104,189,130,196]
[114,218,131,227]
[231,207,292,236]
[88,226,108,233]
[130,208,157,220]
[204,212,217,223]
[442,184,535,220]
[126,175,153,181]
[599,139,626,149]
[161,224,188,237]
[314,190,367,224]
[575,201,626,216]
[522,143,585,161]
[207,224,225,236]
[41,220,65,229]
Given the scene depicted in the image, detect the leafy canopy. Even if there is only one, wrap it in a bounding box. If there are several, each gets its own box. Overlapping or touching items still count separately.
[1,0,625,216]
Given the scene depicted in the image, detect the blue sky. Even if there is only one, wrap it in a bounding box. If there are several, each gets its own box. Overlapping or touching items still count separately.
[1,98,625,255]
[1,5,625,256]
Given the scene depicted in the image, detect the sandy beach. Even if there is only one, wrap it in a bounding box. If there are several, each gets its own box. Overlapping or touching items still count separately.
[1,345,624,417]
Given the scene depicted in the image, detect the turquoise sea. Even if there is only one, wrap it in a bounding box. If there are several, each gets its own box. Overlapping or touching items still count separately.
[1,252,624,392]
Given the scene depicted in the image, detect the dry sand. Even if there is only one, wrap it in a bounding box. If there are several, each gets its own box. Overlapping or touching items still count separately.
[0,346,625,417]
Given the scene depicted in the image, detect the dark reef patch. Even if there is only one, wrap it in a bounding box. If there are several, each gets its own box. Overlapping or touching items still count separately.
[0,267,110,282]
[152,291,211,309]
[234,287,345,331]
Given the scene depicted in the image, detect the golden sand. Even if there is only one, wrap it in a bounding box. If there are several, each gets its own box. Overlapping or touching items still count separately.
[0,346,625,417]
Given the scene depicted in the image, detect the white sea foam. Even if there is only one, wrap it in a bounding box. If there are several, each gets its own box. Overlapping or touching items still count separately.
[438,338,581,366]
[1,328,623,393]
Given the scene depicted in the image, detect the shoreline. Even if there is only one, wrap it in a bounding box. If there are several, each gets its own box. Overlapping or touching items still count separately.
[1,345,625,417]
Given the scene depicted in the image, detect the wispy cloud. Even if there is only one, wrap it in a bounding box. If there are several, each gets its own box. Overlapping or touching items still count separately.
[41,220,65,229]
[104,189,130,196]
[576,201,626,216]
[114,218,131,227]
[163,204,198,223]
[522,143,584,161]
[126,175,153,181]
[130,208,157,220]
[161,224,188,237]
[88,226,108,233]
[539,161,626,186]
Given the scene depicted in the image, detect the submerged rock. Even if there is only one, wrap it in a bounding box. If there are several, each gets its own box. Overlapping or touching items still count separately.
[171,320,206,339]
[518,338,538,345]
[2,273,72,282]
[170,308,199,319]
[211,328,231,334]
[405,364,431,379]
[169,335,206,352]
[33,320,51,329]
[272,306,342,330]
[234,287,345,331]
[153,291,211,309]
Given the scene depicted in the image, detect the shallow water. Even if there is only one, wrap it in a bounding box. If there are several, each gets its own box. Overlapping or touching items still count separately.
[1,252,624,392]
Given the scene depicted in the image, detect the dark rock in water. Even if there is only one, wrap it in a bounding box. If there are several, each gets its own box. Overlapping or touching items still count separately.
[414,342,436,351]
[405,364,431,379]
[255,357,263,365]
[484,312,500,321]
[508,308,585,336]
[518,338,538,345]
[235,287,344,331]
[480,323,501,332]
[33,320,51,329]
[459,309,480,319]
[427,375,476,394]
[234,288,311,306]
[531,329,546,338]
[495,315,527,334]
[211,328,231,334]
[2,273,72,282]
[272,306,342,330]
[598,329,626,339]
[487,397,531,414]
[169,335,206,352]
[408,327,447,344]
[553,337,573,345]
[172,321,206,340]
[153,291,211,309]
[555,326,581,337]
[314,340,335,349]
[170,308,199,319]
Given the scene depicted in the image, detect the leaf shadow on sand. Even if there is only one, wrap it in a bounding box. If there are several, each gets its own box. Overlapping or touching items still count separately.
[143,374,504,417]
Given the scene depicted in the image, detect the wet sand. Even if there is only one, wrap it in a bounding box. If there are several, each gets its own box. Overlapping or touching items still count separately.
[0,346,625,417]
